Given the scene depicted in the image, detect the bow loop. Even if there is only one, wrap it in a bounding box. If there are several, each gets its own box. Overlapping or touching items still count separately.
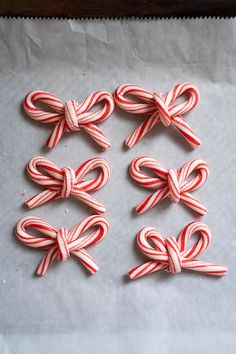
[114,83,200,149]
[24,90,114,150]
[25,157,111,214]
[128,222,228,280]
[130,156,208,215]
[16,215,109,276]
[153,92,172,126]
[56,227,70,261]
[64,100,80,132]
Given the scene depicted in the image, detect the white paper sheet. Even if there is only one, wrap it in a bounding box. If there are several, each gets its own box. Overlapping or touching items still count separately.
[0,17,236,354]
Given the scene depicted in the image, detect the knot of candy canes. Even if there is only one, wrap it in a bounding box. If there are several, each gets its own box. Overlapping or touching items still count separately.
[15,215,109,276]
[167,168,181,202]
[25,156,111,214]
[153,92,172,127]
[56,227,70,261]
[128,222,228,280]
[165,236,182,273]
[64,100,80,132]
[60,167,76,198]
[114,83,200,149]
[23,90,115,150]
[129,156,209,215]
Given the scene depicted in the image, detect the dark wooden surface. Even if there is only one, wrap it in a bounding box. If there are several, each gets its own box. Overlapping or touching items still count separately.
[0,0,236,18]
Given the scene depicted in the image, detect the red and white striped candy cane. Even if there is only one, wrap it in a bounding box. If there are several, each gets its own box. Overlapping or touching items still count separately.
[114,83,200,149]
[128,221,228,280]
[16,215,109,276]
[130,156,209,215]
[25,157,111,214]
[24,90,115,150]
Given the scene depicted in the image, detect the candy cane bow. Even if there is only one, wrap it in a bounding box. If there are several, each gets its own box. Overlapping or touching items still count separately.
[128,222,228,280]
[16,216,109,276]
[130,156,209,215]
[25,157,111,214]
[24,90,115,150]
[114,83,200,148]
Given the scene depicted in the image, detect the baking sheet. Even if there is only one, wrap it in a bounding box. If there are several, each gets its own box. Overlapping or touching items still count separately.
[0,17,236,354]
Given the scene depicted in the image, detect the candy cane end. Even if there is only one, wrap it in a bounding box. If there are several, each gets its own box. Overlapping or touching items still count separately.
[90,266,99,275]
[102,142,111,150]
[36,268,45,276]
[198,208,208,216]
[95,207,106,215]
[127,270,135,279]
[125,138,135,149]
[136,206,144,215]
[193,141,201,149]
[24,201,32,209]
[45,140,55,149]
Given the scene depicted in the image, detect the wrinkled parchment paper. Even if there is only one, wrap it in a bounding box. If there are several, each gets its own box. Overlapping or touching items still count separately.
[0,18,236,354]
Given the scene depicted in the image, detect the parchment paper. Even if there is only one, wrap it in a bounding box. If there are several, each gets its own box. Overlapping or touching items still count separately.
[0,17,236,354]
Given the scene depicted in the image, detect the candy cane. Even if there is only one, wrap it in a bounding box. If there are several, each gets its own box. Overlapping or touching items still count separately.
[114,83,200,148]
[25,157,111,214]
[129,156,209,215]
[128,221,228,280]
[16,215,109,276]
[24,90,115,150]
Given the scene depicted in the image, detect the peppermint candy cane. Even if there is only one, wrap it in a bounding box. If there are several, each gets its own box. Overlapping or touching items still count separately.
[25,157,111,214]
[128,222,228,280]
[24,90,115,150]
[16,215,109,276]
[114,83,200,149]
[130,156,209,215]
